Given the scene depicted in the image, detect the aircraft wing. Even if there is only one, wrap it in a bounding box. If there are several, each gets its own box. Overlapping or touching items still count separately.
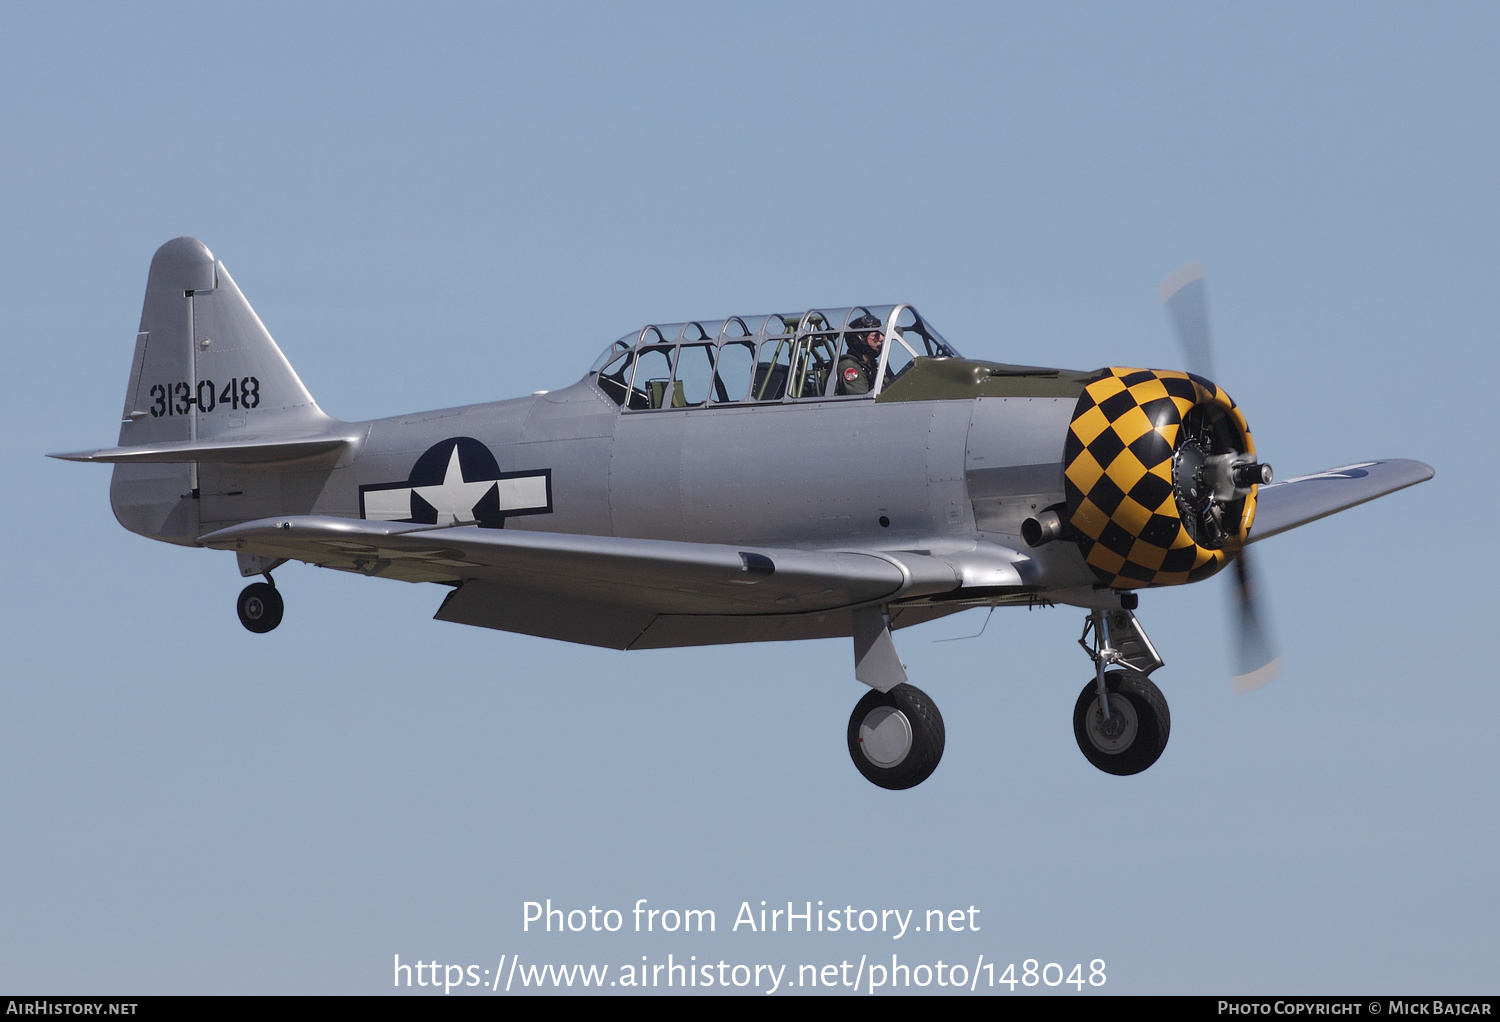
[1248,458,1434,543]
[198,516,973,647]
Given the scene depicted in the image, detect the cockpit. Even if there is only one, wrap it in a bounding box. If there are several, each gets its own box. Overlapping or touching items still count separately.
[589,305,959,410]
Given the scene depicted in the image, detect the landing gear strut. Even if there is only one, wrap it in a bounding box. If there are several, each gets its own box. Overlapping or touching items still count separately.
[1073,607,1169,775]
[237,576,284,633]
[847,683,945,790]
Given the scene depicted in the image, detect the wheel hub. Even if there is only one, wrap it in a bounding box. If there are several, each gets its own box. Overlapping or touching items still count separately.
[858,706,913,768]
[244,597,265,620]
[1086,696,1138,754]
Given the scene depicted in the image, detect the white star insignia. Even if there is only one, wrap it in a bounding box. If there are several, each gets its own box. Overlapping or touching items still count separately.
[411,445,495,525]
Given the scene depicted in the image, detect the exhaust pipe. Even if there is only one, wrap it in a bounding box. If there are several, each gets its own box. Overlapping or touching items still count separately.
[1022,510,1065,548]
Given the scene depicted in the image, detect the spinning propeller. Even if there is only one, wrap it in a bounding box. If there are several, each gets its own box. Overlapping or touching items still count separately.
[1160,263,1281,692]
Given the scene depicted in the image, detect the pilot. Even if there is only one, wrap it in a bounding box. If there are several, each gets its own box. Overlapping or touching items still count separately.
[836,313,885,395]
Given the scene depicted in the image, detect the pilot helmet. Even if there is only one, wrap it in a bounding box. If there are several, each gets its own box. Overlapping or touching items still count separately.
[848,313,881,358]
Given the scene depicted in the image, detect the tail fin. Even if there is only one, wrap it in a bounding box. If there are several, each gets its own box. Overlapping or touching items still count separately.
[111,238,336,543]
[118,237,332,445]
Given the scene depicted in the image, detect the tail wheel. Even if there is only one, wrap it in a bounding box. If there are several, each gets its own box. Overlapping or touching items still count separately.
[1073,670,1169,775]
[847,683,945,790]
[237,582,284,634]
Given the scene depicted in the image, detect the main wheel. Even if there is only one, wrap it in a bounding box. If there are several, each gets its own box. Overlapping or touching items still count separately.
[237,582,284,633]
[1073,670,1169,775]
[847,683,945,790]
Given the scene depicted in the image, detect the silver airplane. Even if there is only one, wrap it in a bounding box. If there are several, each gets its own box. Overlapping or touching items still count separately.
[52,238,1434,789]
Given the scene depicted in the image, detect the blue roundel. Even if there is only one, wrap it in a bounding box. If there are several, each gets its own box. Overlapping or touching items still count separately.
[408,436,500,485]
[407,436,504,526]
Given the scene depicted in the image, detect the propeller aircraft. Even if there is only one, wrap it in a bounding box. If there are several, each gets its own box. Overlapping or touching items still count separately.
[52,239,1434,789]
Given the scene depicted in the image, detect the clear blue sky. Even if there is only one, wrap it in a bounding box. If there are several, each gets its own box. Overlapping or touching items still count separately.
[3,1,1495,994]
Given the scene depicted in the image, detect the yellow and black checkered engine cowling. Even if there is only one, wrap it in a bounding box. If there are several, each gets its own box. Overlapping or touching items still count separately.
[1063,367,1259,589]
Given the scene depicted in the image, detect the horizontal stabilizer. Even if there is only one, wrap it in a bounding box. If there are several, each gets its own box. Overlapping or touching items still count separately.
[1249,459,1433,542]
[49,433,360,467]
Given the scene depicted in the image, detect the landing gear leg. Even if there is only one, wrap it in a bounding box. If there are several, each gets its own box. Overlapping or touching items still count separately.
[1074,606,1169,775]
[846,606,943,789]
[237,574,284,634]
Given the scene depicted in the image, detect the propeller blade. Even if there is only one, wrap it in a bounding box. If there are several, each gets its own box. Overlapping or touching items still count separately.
[1160,262,1279,690]
[1231,549,1281,692]
[1160,261,1215,380]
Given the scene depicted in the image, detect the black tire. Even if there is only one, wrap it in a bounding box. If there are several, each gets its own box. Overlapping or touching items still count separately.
[1073,670,1169,776]
[846,683,945,790]
[237,582,284,634]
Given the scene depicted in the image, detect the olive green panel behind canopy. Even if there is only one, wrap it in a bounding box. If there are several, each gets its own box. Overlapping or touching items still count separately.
[877,358,1101,401]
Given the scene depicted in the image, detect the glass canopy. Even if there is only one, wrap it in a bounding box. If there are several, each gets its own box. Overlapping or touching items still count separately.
[589,305,959,410]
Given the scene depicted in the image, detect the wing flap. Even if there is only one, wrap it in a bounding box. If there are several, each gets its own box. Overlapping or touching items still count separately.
[1248,459,1434,542]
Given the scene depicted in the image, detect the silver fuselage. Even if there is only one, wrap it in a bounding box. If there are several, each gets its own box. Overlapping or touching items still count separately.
[117,375,1095,596]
